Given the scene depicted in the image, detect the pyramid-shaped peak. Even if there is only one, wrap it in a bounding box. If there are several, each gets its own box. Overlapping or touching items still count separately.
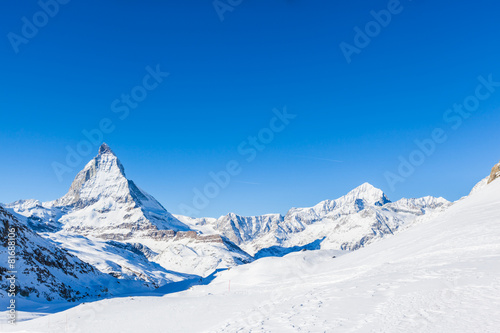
[98,143,115,156]
[54,144,126,207]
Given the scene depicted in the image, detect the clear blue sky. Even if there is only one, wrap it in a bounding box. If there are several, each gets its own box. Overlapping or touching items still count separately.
[1,0,499,217]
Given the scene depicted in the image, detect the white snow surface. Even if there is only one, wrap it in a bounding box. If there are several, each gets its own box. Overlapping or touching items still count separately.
[469,176,490,195]
[5,176,500,332]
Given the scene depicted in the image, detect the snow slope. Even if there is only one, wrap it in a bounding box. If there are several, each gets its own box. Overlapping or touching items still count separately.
[6,171,499,332]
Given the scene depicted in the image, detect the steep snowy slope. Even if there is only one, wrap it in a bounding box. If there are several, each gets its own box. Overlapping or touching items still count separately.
[470,176,489,195]
[9,165,499,332]
[43,232,196,287]
[0,206,146,303]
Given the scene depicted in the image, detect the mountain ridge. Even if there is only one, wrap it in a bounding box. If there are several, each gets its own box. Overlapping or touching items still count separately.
[8,143,499,302]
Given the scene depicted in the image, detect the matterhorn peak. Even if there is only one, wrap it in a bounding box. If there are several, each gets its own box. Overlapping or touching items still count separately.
[89,143,125,176]
[51,144,190,233]
[54,144,128,207]
[98,142,115,156]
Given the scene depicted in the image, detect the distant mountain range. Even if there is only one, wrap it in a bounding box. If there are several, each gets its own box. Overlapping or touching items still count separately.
[1,143,495,303]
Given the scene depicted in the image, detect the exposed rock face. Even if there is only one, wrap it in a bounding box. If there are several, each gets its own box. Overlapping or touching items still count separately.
[488,161,500,184]
[173,231,225,244]
[105,241,158,259]
[212,213,284,246]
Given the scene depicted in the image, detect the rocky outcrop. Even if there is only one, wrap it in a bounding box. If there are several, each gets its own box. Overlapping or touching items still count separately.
[488,161,500,184]
[173,231,225,244]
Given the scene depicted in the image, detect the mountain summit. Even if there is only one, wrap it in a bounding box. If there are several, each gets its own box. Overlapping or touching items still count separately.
[341,182,391,207]
[51,144,190,237]
[6,144,253,279]
[56,143,127,208]
[98,142,115,155]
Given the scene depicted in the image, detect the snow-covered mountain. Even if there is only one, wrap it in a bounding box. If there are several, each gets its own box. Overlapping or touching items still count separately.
[39,143,189,238]
[182,183,450,256]
[0,143,454,302]
[6,144,189,238]
[0,206,146,302]
[6,144,252,281]
[8,157,500,332]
